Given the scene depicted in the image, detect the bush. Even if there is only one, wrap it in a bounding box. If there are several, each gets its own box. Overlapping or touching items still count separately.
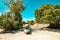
[27,20,35,25]
[0,13,22,31]
[35,4,60,29]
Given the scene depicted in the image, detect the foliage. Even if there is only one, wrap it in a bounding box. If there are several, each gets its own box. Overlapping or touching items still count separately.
[27,20,35,25]
[10,0,25,27]
[0,12,23,31]
[0,0,25,31]
[35,4,60,29]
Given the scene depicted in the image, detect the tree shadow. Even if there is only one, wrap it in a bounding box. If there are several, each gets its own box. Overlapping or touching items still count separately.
[0,28,26,34]
[40,28,60,33]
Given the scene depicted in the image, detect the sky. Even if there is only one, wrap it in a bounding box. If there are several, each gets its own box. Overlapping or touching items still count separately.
[0,0,60,21]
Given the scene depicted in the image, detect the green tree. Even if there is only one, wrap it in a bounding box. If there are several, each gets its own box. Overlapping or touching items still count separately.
[10,0,25,28]
[35,4,60,29]
[0,0,25,30]
[27,20,35,25]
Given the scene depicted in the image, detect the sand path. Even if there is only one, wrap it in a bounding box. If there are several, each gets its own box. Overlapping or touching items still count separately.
[0,30,60,40]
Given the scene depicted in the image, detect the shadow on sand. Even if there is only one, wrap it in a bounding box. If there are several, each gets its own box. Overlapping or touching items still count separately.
[0,28,60,34]
[39,28,60,33]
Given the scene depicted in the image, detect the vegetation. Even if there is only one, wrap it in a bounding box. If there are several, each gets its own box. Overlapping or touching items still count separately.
[35,4,60,29]
[0,0,25,31]
[0,0,60,32]
[27,20,35,25]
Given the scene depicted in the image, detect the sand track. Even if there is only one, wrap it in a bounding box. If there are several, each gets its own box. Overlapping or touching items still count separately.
[0,30,60,40]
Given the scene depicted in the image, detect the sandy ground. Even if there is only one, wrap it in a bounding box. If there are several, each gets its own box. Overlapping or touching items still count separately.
[0,30,60,40]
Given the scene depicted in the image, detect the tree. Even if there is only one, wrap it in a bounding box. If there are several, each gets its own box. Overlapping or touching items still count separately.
[35,4,60,29]
[0,12,21,31]
[0,0,25,30]
[10,0,25,28]
[27,20,35,25]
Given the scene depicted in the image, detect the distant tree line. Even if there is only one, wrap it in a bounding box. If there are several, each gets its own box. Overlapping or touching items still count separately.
[35,4,60,29]
[27,20,35,25]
